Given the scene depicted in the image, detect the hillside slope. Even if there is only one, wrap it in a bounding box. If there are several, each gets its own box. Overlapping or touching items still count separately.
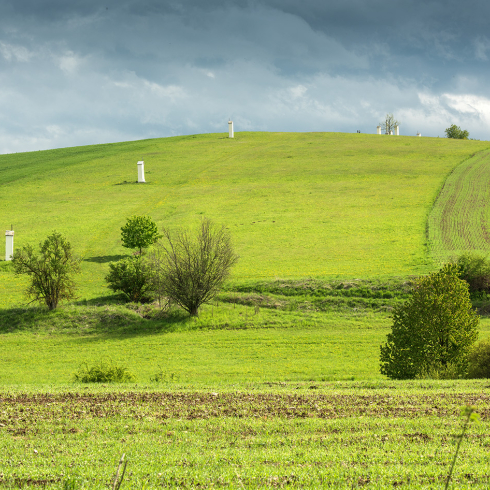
[428,149,490,262]
[1,132,488,306]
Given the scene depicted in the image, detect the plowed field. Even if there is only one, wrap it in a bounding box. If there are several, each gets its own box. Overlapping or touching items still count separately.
[428,149,490,262]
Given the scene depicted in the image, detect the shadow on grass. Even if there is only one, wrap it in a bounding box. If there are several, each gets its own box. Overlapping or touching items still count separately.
[83,255,127,264]
[114,181,155,186]
[0,301,191,338]
[74,294,126,305]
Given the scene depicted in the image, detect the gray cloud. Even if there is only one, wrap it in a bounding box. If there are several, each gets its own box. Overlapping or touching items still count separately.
[1,0,490,153]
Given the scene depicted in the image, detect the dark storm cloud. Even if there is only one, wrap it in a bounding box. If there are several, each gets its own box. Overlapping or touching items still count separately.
[0,0,490,153]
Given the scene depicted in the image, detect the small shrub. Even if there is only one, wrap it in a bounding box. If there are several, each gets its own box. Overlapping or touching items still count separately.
[415,362,463,380]
[150,366,179,382]
[455,253,490,294]
[105,256,154,303]
[73,361,136,383]
[467,340,490,378]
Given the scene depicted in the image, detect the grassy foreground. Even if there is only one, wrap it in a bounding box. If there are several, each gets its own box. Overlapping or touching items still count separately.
[0,382,489,488]
[1,132,489,308]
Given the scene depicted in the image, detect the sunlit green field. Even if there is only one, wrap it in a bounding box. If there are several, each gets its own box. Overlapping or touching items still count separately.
[2,133,490,489]
[1,132,489,307]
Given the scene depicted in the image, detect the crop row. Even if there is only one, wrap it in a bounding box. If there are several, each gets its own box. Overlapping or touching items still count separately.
[1,391,489,422]
[428,150,490,262]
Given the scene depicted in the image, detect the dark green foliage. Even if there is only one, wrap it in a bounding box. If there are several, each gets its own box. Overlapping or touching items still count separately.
[120,215,161,254]
[455,253,490,294]
[105,256,154,303]
[380,264,479,379]
[12,231,80,310]
[445,124,469,139]
[467,340,490,378]
[73,360,136,383]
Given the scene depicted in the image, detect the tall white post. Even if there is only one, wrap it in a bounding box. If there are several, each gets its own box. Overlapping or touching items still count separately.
[137,161,145,183]
[395,125,399,136]
[5,230,14,261]
[228,120,234,138]
[377,126,381,135]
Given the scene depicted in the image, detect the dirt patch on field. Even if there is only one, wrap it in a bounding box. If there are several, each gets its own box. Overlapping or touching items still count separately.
[0,392,489,424]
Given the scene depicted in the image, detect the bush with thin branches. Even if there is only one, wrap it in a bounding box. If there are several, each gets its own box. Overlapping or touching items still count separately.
[147,218,238,316]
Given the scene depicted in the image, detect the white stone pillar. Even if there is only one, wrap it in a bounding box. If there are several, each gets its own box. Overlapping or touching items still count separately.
[137,161,145,183]
[377,126,381,135]
[228,120,234,138]
[5,230,14,261]
[395,125,399,136]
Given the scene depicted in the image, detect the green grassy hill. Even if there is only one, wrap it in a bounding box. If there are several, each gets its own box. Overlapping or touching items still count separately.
[1,132,488,308]
[2,133,490,488]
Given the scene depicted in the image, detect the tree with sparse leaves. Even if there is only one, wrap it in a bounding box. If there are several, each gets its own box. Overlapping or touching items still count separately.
[148,218,239,316]
[12,231,81,310]
[445,124,469,140]
[380,113,399,134]
[380,264,479,379]
[120,215,161,255]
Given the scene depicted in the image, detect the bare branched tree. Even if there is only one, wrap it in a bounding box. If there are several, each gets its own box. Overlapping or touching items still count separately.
[380,113,400,134]
[148,218,239,316]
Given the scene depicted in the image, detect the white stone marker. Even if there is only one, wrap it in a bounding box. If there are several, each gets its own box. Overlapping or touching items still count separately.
[417,132,422,137]
[5,230,14,261]
[389,130,393,135]
[377,126,381,135]
[137,161,145,183]
[395,125,399,136]
[228,120,234,138]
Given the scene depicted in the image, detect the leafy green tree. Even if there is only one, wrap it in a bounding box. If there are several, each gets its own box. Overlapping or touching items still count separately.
[120,215,161,254]
[380,264,479,379]
[105,256,154,303]
[148,218,239,316]
[12,231,81,310]
[445,124,469,139]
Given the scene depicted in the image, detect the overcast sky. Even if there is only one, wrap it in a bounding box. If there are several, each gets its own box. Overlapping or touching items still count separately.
[1,0,490,153]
